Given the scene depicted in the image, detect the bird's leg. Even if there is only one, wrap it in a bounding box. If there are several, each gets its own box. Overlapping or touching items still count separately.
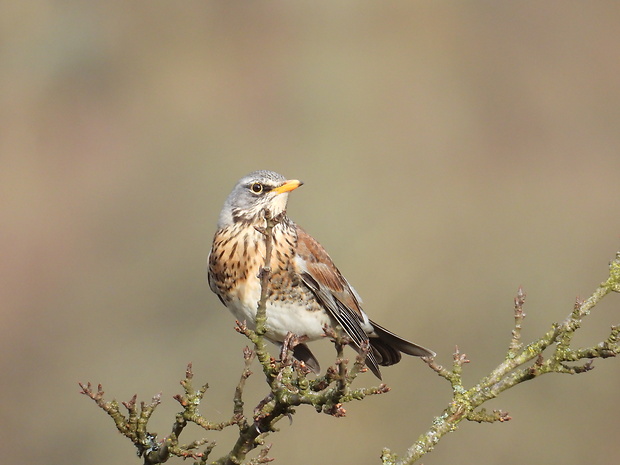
[279,333,313,375]
[279,333,296,366]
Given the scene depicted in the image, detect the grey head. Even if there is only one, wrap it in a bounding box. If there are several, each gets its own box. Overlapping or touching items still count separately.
[217,170,303,229]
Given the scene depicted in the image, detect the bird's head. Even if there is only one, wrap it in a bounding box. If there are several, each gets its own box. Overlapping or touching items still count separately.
[217,170,303,228]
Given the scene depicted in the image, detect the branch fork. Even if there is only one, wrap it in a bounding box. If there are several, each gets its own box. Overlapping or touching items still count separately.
[382,252,620,465]
[80,215,620,465]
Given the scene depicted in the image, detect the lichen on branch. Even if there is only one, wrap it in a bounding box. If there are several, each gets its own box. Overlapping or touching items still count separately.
[79,207,388,465]
[382,251,620,465]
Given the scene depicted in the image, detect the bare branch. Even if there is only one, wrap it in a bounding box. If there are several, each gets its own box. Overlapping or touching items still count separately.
[383,251,620,465]
[80,222,620,465]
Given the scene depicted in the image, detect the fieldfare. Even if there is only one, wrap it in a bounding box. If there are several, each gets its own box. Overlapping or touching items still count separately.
[208,170,434,378]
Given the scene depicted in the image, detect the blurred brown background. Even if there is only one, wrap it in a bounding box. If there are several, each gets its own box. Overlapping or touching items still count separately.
[2,2,619,464]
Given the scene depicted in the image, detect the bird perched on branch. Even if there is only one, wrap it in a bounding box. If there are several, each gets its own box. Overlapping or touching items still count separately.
[208,170,434,378]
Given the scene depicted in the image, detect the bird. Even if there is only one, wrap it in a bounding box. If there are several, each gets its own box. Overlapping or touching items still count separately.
[208,170,434,378]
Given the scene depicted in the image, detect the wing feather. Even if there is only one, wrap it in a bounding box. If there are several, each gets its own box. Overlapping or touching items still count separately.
[294,227,381,377]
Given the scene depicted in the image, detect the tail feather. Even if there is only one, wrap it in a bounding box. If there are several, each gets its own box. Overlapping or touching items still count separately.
[291,323,434,380]
[370,319,436,361]
[369,338,402,366]
[292,343,321,373]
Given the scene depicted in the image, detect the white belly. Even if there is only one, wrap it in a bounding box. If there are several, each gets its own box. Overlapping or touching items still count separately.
[225,279,332,342]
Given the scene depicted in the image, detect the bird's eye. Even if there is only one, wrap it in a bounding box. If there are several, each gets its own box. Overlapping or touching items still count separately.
[250,182,263,194]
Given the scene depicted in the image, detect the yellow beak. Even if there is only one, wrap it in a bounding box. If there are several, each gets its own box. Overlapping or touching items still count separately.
[273,179,303,194]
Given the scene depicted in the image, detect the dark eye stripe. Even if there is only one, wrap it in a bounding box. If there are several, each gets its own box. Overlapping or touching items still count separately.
[248,182,273,194]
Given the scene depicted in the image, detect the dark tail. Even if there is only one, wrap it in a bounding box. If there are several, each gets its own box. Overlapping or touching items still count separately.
[290,323,434,380]
[367,320,435,379]
[292,343,321,373]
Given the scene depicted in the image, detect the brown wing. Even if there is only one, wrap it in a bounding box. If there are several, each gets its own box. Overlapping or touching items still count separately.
[294,227,382,377]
